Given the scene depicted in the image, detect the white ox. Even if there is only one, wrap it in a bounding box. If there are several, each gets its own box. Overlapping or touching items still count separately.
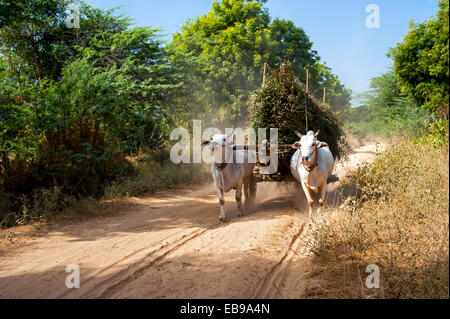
[290,130,334,218]
[201,134,256,222]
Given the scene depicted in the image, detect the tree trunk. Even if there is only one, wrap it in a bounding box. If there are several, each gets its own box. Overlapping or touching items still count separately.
[29,33,43,83]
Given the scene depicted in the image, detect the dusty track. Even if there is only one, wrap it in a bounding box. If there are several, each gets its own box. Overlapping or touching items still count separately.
[0,143,382,299]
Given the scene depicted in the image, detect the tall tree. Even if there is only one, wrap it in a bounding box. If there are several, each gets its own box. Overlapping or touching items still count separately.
[388,0,449,118]
[353,71,428,136]
[0,0,132,83]
[170,0,351,124]
[0,1,181,154]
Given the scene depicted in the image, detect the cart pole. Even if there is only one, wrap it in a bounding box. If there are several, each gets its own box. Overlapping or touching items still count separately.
[306,69,309,94]
[305,69,309,132]
[263,62,267,87]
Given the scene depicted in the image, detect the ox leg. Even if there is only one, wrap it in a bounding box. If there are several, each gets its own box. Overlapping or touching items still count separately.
[243,182,249,209]
[215,185,226,222]
[301,181,314,219]
[317,183,328,216]
[236,181,244,217]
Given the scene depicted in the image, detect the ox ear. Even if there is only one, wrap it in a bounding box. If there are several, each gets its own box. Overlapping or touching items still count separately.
[292,142,301,149]
[314,130,320,137]
[226,133,236,145]
[295,131,303,138]
[201,140,210,147]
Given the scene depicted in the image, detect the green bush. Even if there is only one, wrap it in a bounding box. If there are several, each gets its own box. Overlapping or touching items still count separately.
[0,3,183,226]
[103,162,211,199]
[414,119,449,148]
[350,71,430,138]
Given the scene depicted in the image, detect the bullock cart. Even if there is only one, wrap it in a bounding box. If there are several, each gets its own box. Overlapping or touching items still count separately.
[245,62,348,183]
[232,143,295,182]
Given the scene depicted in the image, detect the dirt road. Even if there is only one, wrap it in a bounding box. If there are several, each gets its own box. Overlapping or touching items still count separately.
[0,143,382,299]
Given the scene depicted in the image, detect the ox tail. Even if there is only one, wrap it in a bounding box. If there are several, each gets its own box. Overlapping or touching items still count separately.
[246,175,257,209]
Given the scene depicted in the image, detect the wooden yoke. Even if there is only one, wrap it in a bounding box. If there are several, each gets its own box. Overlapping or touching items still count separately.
[232,144,293,154]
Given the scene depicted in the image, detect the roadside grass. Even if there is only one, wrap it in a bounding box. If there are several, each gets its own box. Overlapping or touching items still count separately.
[306,138,449,299]
[102,158,211,199]
[1,147,212,228]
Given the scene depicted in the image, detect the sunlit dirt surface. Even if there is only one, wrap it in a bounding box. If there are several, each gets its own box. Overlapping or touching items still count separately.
[0,144,383,298]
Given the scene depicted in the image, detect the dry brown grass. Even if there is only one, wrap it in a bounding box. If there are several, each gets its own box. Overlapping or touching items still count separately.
[103,161,211,199]
[306,140,449,299]
[1,146,212,228]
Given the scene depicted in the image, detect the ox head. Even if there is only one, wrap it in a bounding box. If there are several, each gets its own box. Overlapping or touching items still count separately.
[292,130,320,166]
[201,134,235,163]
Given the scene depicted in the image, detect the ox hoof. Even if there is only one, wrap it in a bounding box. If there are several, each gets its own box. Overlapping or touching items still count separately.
[219,216,226,222]
[309,214,319,222]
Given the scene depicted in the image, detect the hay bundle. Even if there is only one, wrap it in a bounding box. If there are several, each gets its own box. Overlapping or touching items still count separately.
[249,62,348,166]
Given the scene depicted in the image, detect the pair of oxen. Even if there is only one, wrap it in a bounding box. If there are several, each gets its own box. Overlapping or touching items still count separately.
[201,130,334,221]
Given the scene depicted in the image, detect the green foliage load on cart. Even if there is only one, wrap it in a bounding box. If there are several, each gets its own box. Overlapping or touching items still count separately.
[249,62,348,162]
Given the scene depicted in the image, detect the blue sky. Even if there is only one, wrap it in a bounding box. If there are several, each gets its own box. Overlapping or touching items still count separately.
[86,0,439,106]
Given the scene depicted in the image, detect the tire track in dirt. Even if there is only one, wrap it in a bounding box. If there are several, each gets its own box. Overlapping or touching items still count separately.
[0,186,222,298]
[56,197,224,298]
[85,223,218,298]
[255,143,385,299]
[254,220,306,298]
[56,226,208,298]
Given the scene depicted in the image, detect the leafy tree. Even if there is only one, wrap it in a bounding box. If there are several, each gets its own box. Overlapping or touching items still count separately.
[170,0,351,124]
[352,71,428,137]
[0,0,67,82]
[0,0,134,83]
[316,62,352,117]
[388,0,449,117]
[0,1,180,154]
[0,1,183,202]
[76,24,183,153]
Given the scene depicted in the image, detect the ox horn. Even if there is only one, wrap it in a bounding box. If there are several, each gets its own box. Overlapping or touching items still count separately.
[295,131,302,138]
[314,130,320,137]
